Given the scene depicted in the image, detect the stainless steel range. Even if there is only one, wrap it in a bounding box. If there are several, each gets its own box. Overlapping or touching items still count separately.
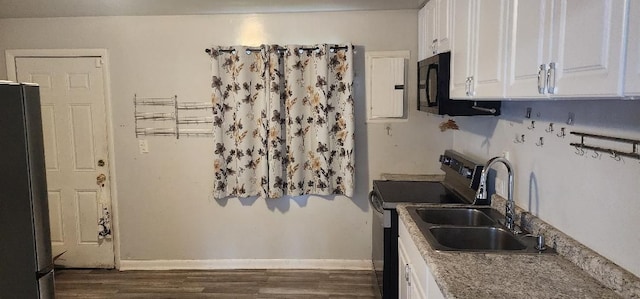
[369,150,489,299]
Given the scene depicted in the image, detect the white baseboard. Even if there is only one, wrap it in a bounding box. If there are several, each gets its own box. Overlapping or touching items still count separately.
[119,259,373,271]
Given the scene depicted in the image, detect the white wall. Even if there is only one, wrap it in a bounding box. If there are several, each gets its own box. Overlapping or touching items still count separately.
[0,11,452,263]
[453,100,640,277]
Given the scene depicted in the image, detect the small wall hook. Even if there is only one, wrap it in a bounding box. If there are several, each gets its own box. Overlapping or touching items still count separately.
[545,123,554,133]
[574,146,585,156]
[527,120,536,130]
[557,127,566,138]
[514,134,525,144]
[536,137,544,147]
[592,151,601,159]
[610,151,622,162]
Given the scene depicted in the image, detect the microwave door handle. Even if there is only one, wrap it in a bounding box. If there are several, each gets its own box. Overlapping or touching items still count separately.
[426,64,438,107]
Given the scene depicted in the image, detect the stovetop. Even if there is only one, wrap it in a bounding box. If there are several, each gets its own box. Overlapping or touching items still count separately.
[372,150,488,209]
[373,180,467,209]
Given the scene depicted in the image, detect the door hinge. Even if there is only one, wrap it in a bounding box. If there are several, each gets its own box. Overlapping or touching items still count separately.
[95,58,104,68]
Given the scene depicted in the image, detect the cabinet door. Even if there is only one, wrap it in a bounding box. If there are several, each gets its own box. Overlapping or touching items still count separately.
[471,0,510,98]
[426,1,438,57]
[418,5,428,60]
[549,0,626,97]
[436,0,452,53]
[450,0,474,98]
[506,0,552,98]
[398,239,410,299]
[625,0,640,96]
[409,267,427,299]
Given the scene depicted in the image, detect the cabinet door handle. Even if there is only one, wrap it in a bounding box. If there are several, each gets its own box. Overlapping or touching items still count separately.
[537,64,547,94]
[547,62,557,94]
[405,264,411,285]
[465,77,471,96]
[468,76,475,96]
[432,39,438,54]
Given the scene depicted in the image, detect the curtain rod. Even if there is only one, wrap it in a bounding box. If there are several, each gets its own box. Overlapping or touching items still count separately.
[205,45,353,56]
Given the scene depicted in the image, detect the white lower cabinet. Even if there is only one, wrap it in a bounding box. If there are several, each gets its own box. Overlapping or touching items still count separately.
[399,219,445,299]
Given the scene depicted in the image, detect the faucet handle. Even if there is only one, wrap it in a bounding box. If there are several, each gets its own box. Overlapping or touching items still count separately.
[535,235,547,251]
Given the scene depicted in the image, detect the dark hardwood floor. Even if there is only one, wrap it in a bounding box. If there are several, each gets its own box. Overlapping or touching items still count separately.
[54,269,382,298]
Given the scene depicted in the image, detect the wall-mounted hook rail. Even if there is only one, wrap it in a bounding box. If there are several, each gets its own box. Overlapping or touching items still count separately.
[557,127,566,138]
[134,96,215,139]
[514,134,525,144]
[536,137,544,147]
[569,131,640,161]
[177,102,214,110]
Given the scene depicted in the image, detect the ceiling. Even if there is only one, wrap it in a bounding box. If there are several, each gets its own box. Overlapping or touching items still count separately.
[0,0,427,19]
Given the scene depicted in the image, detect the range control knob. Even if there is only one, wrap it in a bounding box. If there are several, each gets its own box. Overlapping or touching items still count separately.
[460,166,473,178]
[440,155,452,165]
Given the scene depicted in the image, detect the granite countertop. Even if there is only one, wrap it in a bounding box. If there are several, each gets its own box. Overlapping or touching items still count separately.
[396,200,640,299]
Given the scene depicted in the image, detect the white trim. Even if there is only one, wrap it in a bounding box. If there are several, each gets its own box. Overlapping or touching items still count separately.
[6,49,121,269]
[119,259,373,271]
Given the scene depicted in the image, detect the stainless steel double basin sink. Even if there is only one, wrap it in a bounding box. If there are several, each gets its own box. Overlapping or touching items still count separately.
[407,207,554,253]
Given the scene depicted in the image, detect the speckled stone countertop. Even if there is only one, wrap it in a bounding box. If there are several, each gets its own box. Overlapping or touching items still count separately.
[397,199,640,298]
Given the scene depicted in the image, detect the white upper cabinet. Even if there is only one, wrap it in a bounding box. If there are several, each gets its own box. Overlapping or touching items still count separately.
[505,0,550,98]
[450,0,473,98]
[418,0,452,60]
[625,0,640,96]
[506,0,628,99]
[450,0,510,100]
[435,0,452,53]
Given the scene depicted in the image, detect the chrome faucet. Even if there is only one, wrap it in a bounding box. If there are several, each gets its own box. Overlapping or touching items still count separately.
[475,156,516,232]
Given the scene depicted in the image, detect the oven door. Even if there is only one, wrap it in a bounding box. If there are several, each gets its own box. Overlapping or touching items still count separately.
[370,191,384,296]
[370,190,397,298]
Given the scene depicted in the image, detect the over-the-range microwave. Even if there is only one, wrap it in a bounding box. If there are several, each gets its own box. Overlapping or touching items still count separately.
[417,52,501,116]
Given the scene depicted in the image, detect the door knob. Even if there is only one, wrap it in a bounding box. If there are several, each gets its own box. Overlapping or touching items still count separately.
[98,159,105,167]
[96,174,107,186]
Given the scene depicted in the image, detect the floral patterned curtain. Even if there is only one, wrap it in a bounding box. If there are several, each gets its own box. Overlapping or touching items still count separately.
[282,45,355,197]
[210,46,270,199]
[210,44,354,199]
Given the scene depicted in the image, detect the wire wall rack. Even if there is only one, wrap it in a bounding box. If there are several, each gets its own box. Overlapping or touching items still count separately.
[570,131,640,161]
[134,95,214,139]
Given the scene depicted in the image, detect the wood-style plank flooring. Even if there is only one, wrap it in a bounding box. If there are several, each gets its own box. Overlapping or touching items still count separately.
[54,269,382,298]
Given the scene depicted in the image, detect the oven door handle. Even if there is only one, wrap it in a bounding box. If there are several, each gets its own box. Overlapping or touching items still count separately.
[369,190,384,214]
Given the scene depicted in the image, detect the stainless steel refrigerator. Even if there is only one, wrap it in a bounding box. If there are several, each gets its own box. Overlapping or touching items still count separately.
[0,81,55,298]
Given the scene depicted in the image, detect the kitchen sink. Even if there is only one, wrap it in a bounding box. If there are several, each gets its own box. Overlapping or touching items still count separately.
[407,206,554,254]
[416,208,496,226]
[429,227,526,251]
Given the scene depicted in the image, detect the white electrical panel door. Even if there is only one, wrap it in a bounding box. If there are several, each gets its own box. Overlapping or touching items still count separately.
[369,57,405,119]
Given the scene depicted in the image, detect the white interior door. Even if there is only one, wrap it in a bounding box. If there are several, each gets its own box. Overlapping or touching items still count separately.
[15,57,114,268]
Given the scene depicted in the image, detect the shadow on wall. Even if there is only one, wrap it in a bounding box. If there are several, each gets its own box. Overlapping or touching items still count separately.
[453,115,500,158]
[502,100,640,131]
[528,172,539,215]
[212,45,371,214]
